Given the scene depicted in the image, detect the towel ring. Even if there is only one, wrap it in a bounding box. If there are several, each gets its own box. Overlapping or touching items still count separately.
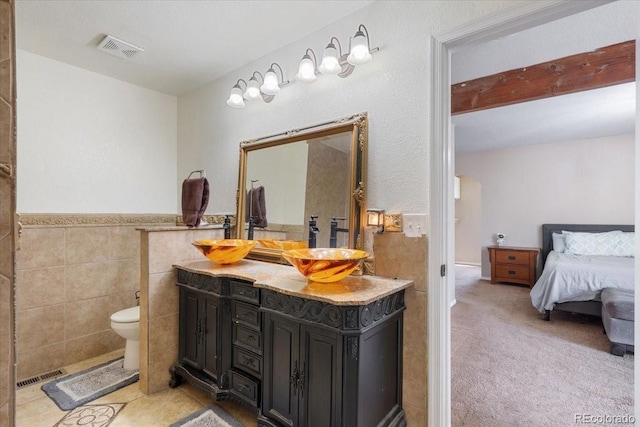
[187,170,206,179]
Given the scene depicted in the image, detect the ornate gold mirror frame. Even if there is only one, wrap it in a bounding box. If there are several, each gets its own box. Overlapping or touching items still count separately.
[236,113,367,264]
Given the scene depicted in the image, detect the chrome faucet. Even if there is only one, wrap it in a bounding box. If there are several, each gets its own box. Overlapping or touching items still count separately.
[330,217,348,248]
[248,216,255,240]
[308,215,319,248]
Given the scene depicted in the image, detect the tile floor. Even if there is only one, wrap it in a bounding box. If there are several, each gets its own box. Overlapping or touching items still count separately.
[16,350,258,427]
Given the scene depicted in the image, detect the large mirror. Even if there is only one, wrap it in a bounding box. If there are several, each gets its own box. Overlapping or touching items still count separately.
[236,113,367,263]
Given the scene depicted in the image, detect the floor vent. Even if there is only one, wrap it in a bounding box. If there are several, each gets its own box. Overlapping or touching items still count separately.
[17,369,66,389]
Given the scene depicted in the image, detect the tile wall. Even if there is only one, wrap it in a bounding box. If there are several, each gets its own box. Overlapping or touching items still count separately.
[0,0,15,425]
[374,232,428,427]
[139,226,224,394]
[14,216,174,380]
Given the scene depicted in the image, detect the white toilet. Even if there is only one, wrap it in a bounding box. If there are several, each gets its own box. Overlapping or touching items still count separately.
[110,306,140,371]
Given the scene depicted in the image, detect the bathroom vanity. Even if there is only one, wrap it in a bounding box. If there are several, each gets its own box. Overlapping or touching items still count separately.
[169,259,412,427]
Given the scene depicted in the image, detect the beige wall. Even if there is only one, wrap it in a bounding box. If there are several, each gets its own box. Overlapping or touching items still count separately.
[14,219,153,380]
[456,134,635,277]
[304,142,350,248]
[373,233,427,426]
[0,0,15,425]
[140,226,224,394]
[455,175,482,265]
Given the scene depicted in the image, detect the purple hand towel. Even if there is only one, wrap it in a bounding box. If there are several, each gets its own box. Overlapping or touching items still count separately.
[182,177,209,227]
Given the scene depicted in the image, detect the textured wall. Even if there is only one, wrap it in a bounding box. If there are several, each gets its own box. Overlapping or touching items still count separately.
[176,1,521,223]
[16,50,178,214]
[456,134,635,277]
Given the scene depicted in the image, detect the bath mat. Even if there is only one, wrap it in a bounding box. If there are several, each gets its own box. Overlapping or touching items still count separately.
[42,357,138,411]
[170,404,244,427]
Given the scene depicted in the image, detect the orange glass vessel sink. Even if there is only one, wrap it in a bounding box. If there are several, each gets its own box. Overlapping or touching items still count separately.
[192,239,257,264]
[282,248,369,283]
[258,239,308,250]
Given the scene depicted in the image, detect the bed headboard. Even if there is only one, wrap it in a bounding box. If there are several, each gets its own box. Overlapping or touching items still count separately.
[541,224,635,266]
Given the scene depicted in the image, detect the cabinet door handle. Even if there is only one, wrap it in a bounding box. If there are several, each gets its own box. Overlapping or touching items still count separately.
[290,361,299,396]
[508,270,516,275]
[298,361,305,399]
[508,255,516,260]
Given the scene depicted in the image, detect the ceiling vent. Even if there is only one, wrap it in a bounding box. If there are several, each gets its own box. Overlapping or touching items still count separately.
[97,35,144,60]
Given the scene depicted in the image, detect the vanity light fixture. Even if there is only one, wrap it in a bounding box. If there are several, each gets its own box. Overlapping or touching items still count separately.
[295,49,318,83]
[366,209,385,234]
[297,24,379,83]
[226,79,247,109]
[226,63,289,108]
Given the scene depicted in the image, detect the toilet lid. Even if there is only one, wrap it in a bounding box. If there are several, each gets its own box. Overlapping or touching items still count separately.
[111,306,140,323]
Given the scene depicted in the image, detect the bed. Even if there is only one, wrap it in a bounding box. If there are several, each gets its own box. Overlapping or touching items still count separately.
[530,224,635,321]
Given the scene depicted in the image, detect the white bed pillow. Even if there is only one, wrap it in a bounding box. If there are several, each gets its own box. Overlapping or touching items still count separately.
[552,232,566,253]
[610,232,635,257]
[563,230,623,256]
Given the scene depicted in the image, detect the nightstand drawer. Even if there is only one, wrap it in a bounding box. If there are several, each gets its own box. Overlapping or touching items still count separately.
[495,265,530,281]
[495,250,530,265]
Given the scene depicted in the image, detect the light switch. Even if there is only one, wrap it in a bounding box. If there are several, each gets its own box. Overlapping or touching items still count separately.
[402,214,427,237]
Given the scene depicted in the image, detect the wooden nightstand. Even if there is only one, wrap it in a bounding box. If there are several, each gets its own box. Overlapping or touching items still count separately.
[487,246,539,287]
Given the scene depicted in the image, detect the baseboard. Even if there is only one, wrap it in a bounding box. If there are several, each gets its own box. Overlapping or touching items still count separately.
[455,262,481,267]
[450,299,457,307]
[480,276,491,281]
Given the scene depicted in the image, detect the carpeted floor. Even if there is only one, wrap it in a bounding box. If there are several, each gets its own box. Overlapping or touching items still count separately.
[452,265,634,426]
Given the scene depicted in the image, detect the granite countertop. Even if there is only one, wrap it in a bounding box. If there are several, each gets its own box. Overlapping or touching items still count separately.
[174,259,413,306]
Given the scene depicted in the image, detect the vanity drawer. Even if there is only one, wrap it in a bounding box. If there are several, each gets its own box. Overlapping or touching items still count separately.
[230,369,260,407]
[495,250,530,265]
[233,346,262,379]
[231,280,259,304]
[234,323,262,354]
[495,265,530,281]
[233,300,260,327]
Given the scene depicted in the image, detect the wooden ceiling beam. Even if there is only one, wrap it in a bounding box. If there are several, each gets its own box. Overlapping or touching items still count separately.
[451,39,635,115]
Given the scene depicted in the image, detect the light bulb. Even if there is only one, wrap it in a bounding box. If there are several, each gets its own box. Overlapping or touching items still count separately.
[226,85,245,108]
[295,55,317,83]
[319,43,341,75]
[347,30,372,65]
[244,77,261,101]
[261,69,280,95]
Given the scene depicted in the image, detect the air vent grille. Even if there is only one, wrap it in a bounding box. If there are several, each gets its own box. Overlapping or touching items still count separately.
[17,368,66,388]
[97,35,144,60]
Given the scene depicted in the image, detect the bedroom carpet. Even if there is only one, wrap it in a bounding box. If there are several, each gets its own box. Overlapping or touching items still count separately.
[452,264,634,427]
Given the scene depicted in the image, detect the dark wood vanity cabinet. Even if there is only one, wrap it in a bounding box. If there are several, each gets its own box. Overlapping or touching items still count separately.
[258,289,407,427]
[179,288,219,380]
[171,266,408,427]
[262,312,341,427]
[170,270,254,402]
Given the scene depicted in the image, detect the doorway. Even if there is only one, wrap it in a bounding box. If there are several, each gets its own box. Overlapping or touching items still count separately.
[427,1,638,425]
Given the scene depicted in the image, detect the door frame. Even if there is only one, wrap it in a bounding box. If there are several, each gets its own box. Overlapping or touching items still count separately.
[427,1,617,425]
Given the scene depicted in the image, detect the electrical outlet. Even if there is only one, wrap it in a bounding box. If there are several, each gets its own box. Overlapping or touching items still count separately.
[403,214,427,237]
